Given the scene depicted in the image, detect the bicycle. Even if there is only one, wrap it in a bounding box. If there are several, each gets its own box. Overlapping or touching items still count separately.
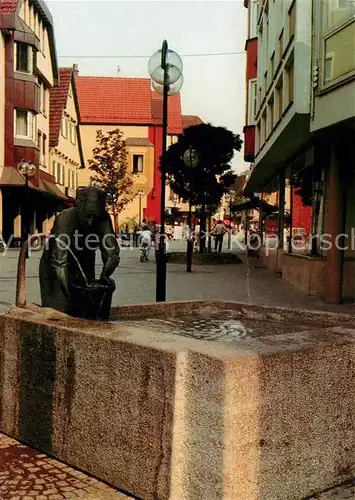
[140,243,149,262]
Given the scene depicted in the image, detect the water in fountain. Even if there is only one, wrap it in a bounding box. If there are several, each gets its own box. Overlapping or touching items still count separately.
[52,237,89,286]
[115,311,314,343]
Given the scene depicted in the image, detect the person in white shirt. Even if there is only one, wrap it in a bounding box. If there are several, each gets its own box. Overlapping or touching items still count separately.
[137,225,152,261]
[213,220,227,253]
[193,222,200,251]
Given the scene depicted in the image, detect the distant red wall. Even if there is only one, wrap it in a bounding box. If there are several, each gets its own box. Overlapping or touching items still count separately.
[292,190,312,235]
[246,38,258,80]
[245,37,258,125]
[146,125,163,223]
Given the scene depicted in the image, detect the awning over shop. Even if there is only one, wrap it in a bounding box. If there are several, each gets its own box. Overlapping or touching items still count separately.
[0,166,69,201]
[0,166,27,186]
[231,196,278,215]
[39,178,67,199]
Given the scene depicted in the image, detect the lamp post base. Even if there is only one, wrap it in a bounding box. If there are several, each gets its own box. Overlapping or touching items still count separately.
[186,239,193,272]
[156,235,167,302]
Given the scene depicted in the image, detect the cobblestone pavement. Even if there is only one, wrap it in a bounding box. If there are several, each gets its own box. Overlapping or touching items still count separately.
[0,433,130,499]
[1,427,354,500]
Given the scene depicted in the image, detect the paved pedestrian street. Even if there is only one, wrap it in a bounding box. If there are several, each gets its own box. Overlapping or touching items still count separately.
[1,242,355,498]
[0,434,130,499]
[0,431,354,499]
[1,242,355,315]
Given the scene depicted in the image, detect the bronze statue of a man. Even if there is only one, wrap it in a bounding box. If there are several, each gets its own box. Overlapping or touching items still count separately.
[39,187,120,313]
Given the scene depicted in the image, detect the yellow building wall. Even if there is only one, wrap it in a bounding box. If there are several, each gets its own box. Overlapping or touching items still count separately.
[49,81,83,196]
[55,81,82,168]
[79,124,154,227]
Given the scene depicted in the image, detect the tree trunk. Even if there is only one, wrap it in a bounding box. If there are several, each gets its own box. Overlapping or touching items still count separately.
[200,204,206,253]
[112,208,119,234]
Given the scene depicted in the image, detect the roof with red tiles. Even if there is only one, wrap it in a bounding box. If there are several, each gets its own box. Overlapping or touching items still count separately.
[151,92,182,135]
[75,76,183,134]
[75,76,153,125]
[49,67,72,148]
[182,115,204,129]
[0,0,18,14]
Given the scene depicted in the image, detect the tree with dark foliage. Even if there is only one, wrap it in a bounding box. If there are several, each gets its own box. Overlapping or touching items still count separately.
[161,123,242,252]
[88,129,137,233]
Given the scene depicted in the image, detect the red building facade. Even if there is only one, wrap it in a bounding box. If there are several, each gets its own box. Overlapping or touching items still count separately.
[243,0,258,163]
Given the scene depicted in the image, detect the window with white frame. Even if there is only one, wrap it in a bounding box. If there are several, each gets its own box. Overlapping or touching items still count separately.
[29,3,34,31]
[70,122,76,144]
[55,162,65,185]
[14,109,36,140]
[324,21,355,84]
[42,85,47,115]
[267,95,274,135]
[42,133,47,166]
[38,19,43,52]
[23,0,28,24]
[248,79,258,125]
[42,24,47,54]
[250,0,260,38]
[325,0,355,32]
[68,169,76,189]
[256,122,261,152]
[61,115,68,138]
[322,0,355,85]
[261,111,267,146]
[34,12,38,37]
[133,154,144,173]
[15,43,34,73]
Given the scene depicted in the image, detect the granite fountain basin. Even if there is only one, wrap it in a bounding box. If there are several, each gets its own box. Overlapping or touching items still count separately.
[1,300,355,500]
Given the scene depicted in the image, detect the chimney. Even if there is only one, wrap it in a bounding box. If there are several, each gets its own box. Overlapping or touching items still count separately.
[73,63,79,76]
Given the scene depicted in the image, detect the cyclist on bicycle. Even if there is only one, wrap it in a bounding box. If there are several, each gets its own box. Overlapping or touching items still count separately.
[137,224,152,261]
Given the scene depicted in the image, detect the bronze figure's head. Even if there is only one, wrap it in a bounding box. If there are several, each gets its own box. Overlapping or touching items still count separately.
[75,187,107,230]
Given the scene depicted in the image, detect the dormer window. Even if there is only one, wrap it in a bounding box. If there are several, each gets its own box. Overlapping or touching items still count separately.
[15,43,34,74]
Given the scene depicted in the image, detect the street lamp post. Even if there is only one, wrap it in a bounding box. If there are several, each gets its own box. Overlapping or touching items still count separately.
[17,160,36,256]
[149,40,183,302]
[183,148,199,273]
[137,189,144,226]
[228,189,236,250]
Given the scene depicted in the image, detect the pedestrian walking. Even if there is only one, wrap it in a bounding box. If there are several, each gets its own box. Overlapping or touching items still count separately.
[213,220,227,253]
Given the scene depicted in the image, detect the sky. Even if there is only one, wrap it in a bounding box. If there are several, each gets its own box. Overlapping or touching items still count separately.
[47,0,248,172]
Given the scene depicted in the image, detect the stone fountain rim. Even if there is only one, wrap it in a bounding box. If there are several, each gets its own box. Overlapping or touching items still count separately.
[2,301,355,361]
